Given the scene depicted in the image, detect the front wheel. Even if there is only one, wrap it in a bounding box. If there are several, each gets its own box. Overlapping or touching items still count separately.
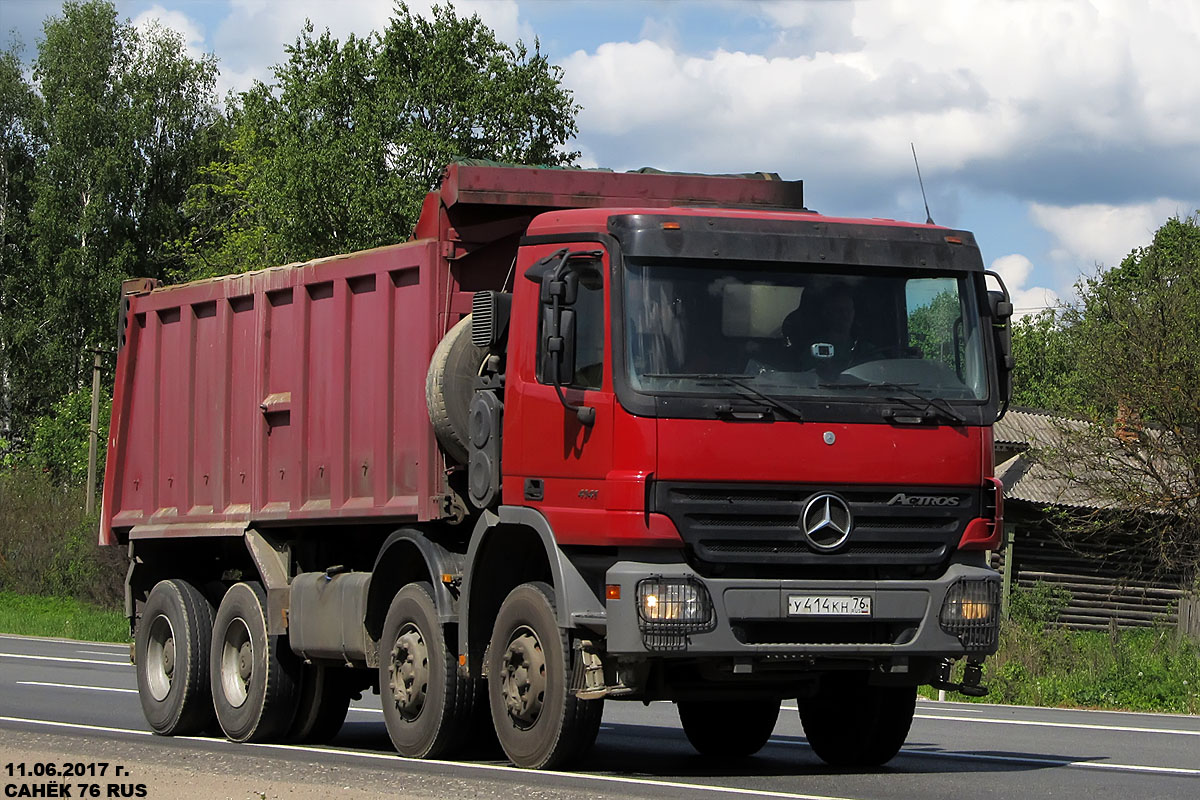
[678,698,780,758]
[135,579,216,735]
[487,582,603,769]
[798,676,916,767]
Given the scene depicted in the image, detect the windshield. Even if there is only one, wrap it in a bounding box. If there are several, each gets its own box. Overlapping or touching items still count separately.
[623,261,988,402]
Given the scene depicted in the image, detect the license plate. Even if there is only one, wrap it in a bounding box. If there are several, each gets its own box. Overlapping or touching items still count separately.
[788,595,872,616]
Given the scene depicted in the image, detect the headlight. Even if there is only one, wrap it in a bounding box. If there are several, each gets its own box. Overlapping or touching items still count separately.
[939,579,1000,652]
[636,577,715,651]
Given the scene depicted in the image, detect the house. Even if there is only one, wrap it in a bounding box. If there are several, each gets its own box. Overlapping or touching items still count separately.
[992,408,1195,633]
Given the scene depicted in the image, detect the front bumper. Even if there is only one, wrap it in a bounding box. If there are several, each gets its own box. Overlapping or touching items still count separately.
[604,561,1000,658]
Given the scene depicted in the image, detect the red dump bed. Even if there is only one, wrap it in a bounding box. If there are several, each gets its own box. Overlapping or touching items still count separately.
[101,163,805,545]
[100,241,452,543]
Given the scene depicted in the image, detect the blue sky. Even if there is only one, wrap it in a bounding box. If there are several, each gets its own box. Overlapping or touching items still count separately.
[4,0,1198,314]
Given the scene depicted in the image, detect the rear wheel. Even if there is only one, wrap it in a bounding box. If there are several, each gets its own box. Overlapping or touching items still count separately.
[288,663,353,743]
[678,698,780,758]
[379,583,475,758]
[210,581,300,742]
[798,675,916,767]
[487,582,603,769]
[135,579,216,735]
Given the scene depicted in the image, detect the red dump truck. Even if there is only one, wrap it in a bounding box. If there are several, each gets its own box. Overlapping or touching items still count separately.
[102,163,1013,769]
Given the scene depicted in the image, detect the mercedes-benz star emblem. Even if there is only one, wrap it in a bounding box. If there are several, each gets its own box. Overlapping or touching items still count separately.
[801,493,853,551]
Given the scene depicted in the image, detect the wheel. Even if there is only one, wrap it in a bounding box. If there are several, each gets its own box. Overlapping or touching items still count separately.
[798,675,916,767]
[210,581,300,742]
[426,314,487,465]
[287,663,353,743]
[379,583,475,758]
[678,698,780,758]
[487,582,603,769]
[135,579,216,735]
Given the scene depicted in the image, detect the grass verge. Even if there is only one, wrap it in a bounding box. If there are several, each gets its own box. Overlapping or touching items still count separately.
[922,622,1200,714]
[0,591,129,643]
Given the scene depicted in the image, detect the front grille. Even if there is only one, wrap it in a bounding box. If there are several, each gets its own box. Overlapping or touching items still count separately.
[654,481,980,571]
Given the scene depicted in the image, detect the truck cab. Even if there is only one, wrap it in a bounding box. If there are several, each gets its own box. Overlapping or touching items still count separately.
[465,201,1010,764]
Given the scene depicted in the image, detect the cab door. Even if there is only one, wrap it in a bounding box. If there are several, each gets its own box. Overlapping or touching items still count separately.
[503,245,614,544]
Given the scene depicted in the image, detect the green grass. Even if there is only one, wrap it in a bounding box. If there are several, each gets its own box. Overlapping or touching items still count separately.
[0,591,129,643]
[922,623,1200,714]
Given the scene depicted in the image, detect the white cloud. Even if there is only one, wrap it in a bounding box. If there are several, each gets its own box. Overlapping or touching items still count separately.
[1030,198,1195,273]
[559,0,1200,210]
[988,254,1060,318]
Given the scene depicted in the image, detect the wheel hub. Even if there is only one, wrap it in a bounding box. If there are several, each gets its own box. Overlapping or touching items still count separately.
[389,625,429,720]
[219,617,253,709]
[237,641,253,681]
[144,613,176,702]
[501,627,546,728]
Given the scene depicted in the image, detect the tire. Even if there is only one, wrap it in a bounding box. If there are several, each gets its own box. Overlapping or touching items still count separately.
[487,582,604,769]
[287,663,353,743]
[426,314,487,465]
[798,675,916,767]
[135,579,216,735]
[379,583,475,758]
[210,581,300,743]
[678,698,780,758]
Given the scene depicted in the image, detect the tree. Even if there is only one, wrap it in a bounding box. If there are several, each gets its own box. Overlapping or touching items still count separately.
[175,2,580,278]
[1009,309,1087,412]
[1037,213,1200,583]
[2,1,219,442]
[0,45,44,446]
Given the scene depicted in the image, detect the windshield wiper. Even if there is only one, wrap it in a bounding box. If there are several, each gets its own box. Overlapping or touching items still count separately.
[645,373,804,422]
[818,380,966,425]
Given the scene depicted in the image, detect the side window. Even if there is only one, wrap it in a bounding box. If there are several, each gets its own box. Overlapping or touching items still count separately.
[537,267,605,390]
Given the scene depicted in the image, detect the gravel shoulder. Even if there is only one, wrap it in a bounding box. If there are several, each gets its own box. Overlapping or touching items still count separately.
[0,728,461,800]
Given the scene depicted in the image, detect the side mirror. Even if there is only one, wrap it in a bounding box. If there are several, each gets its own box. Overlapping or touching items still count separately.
[540,303,577,385]
[986,285,1014,409]
[532,250,598,426]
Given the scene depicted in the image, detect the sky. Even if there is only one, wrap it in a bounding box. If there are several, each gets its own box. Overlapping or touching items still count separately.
[4,0,1198,315]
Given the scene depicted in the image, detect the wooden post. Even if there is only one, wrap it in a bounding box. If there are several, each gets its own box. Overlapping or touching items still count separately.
[1179,594,1200,642]
[86,350,102,515]
[1000,523,1016,619]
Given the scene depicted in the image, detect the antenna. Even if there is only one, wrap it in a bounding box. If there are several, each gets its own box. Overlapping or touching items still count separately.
[911,142,934,225]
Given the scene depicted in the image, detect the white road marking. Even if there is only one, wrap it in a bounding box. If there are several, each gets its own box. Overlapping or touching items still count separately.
[17,681,136,694]
[912,713,1200,737]
[76,649,128,657]
[0,715,862,800]
[0,653,130,666]
[0,634,127,648]
[902,748,1200,776]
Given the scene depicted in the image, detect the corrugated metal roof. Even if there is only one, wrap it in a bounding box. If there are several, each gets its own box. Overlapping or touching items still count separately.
[995,408,1119,511]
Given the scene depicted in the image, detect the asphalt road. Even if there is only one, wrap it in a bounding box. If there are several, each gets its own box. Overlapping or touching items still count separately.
[1,633,1197,799]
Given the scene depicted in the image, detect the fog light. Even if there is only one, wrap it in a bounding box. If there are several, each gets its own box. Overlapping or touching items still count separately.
[939,579,1000,652]
[636,577,714,651]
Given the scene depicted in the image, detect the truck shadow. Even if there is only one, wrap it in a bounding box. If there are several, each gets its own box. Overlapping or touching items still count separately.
[332,719,1096,778]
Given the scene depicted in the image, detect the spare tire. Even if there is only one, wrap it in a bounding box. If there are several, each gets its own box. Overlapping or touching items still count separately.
[426,314,487,465]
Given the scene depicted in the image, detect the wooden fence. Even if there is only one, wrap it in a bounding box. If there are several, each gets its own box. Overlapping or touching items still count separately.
[994,522,1197,638]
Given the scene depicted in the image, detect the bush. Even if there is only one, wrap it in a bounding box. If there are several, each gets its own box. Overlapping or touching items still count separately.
[1008,580,1072,628]
[24,386,112,487]
[0,467,124,607]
